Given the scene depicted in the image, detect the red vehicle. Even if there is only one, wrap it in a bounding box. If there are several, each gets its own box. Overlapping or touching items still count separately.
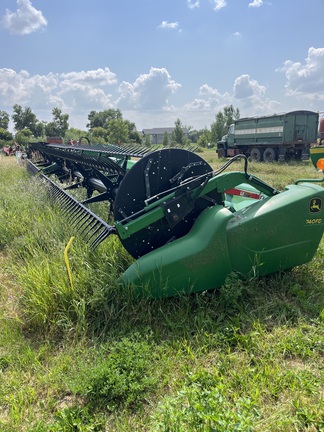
[2,145,15,156]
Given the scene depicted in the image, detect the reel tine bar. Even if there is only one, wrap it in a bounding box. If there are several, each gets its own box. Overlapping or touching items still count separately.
[27,160,116,249]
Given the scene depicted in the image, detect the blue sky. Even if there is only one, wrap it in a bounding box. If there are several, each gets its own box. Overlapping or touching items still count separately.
[0,0,323,133]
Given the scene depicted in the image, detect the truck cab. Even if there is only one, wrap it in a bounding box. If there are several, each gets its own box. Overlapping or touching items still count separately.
[216,134,228,157]
[217,124,238,158]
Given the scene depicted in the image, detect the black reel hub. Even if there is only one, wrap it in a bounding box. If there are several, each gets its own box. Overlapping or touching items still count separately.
[114,148,218,258]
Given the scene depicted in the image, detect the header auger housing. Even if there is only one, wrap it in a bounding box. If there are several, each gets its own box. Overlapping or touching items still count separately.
[26,141,324,298]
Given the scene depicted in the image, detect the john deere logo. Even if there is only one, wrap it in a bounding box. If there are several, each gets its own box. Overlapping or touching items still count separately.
[309,197,322,214]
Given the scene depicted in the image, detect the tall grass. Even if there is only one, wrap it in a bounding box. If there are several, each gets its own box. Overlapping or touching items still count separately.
[0,156,134,336]
[0,154,323,431]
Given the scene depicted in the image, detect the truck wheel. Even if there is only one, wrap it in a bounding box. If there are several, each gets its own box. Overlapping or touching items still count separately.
[217,148,225,158]
[263,148,276,163]
[295,150,302,160]
[250,148,263,162]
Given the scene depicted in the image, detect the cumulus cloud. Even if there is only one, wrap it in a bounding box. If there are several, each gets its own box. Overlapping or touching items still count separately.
[212,0,227,11]
[0,67,117,116]
[249,0,263,7]
[181,81,276,129]
[233,74,266,99]
[187,0,200,9]
[158,21,180,31]
[278,47,324,101]
[59,68,117,87]
[1,0,47,35]
[0,66,282,131]
[184,84,231,111]
[185,78,277,118]
[117,67,181,110]
[0,66,182,127]
[233,74,280,113]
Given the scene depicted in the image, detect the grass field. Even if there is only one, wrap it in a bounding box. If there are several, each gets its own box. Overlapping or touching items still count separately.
[0,152,323,431]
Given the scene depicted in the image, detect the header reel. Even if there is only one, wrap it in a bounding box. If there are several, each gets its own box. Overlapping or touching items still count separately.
[114,148,218,258]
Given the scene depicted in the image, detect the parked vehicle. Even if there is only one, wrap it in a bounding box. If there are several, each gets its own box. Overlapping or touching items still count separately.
[319,115,324,145]
[2,145,15,156]
[217,110,319,162]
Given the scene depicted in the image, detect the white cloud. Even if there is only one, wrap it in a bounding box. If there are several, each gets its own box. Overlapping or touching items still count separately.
[187,0,200,9]
[0,67,117,126]
[0,69,53,107]
[181,80,276,129]
[59,68,117,87]
[232,31,241,38]
[158,21,180,31]
[1,0,47,35]
[184,84,231,111]
[0,65,304,131]
[248,0,263,7]
[233,74,280,113]
[117,67,181,110]
[233,74,266,99]
[278,47,324,101]
[212,0,227,11]
[0,67,183,129]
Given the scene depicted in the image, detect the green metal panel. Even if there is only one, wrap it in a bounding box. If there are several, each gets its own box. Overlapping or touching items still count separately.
[310,146,324,170]
[120,206,234,298]
[120,181,324,298]
[227,182,324,276]
[228,110,318,148]
[283,111,317,143]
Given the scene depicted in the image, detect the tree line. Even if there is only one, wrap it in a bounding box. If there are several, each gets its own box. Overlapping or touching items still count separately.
[0,104,240,149]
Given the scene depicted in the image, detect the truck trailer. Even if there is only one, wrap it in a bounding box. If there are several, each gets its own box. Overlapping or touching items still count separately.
[216,110,319,162]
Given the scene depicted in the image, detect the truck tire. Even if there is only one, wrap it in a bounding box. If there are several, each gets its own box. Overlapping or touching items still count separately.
[295,150,302,160]
[263,147,276,163]
[250,148,263,162]
[217,148,226,158]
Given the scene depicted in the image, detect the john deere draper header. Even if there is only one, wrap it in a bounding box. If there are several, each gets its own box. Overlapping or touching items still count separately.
[26,141,324,298]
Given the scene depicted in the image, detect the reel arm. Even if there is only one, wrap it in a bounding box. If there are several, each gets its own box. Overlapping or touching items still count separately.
[115,170,278,242]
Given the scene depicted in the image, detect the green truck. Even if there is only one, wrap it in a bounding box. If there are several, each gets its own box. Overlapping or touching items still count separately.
[217,110,319,162]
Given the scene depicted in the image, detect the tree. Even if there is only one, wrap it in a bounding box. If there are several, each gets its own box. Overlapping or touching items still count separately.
[210,105,240,143]
[89,127,108,143]
[197,129,212,148]
[87,109,122,130]
[108,118,129,144]
[144,133,152,147]
[129,130,142,144]
[12,104,38,134]
[65,127,91,144]
[0,111,10,130]
[34,121,45,138]
[87,109,142,143]
[124,120,142,144]
[211,111,226,144]
[172,118,184,145]
[224,104,240,125]
[197,134,209,148]
[162,130,169,146]
[188,129,201,144]
[0,127,13,147]
[15,129,33,148]
[45,108,69,138]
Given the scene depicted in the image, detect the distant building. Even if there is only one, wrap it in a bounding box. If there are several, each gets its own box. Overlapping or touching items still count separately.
[142,127,189,144]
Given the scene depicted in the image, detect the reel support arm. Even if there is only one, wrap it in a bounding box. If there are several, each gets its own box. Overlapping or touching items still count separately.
[115,170,277,241]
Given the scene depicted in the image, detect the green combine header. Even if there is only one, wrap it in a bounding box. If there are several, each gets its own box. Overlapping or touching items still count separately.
[26,141,324,298]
